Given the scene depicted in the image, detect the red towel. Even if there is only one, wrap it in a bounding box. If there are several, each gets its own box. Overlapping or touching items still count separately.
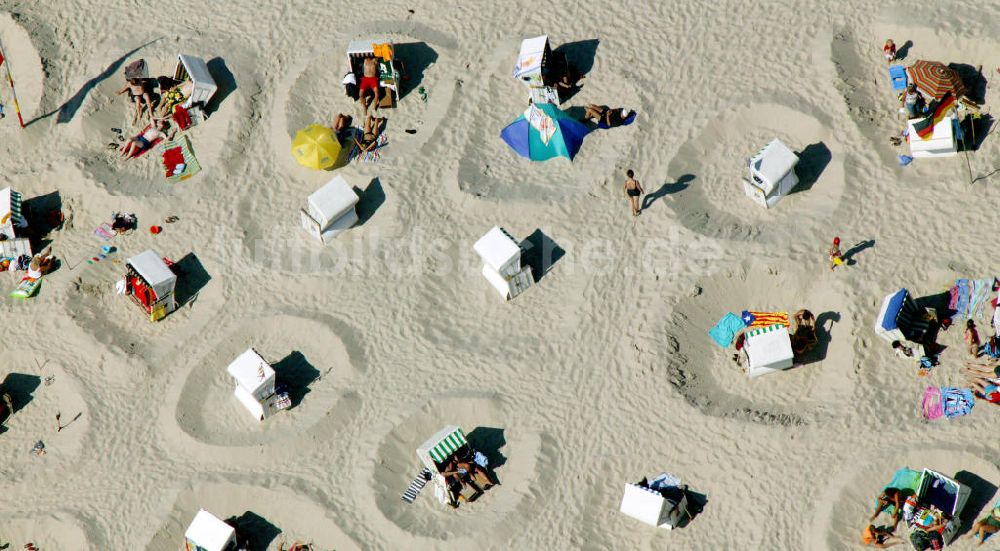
[162,146,184,176]
[173,105,192,130]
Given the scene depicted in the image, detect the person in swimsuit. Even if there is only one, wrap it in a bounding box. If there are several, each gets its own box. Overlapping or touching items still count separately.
[624,169,644,216]
[359,57,381,116]
[883,39,896,62]
[861,524,903,548]
[116,78,156,124]
[119,118,172,158]
[968,505,1000,545]
[331,113,353,138]
[353,114,386,153]
[870,488,904,528]
[901,84,922,118]
[584,104,633,128]
[828,237,843,271]
[966,319,982,357]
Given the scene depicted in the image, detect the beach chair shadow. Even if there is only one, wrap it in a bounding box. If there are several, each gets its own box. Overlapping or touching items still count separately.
[205,57,238,116]
[353,177,385,226]
[273,351,320,408]
[947,63,986,105]
[554,39,599,77]
[0,373,41,433]
[466,426,507,469]
[953,471,998,538]
[675,487,708,528]
[520,229,564,283]
[226,511,281,551]
[394,42,438,100]
[962,114,994,152]
[642,174,695,211]
[792,142,831,193]
[23,190,63,251]
[172,253,211,308]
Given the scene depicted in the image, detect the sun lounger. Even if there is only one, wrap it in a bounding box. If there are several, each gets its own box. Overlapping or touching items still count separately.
[401,467,432,503]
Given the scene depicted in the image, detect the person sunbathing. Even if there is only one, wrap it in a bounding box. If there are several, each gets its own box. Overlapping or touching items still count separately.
[116,78,157,124]
[359,57,381,115]
[332,113,353,137]
[861,524,903,548]
[119,118,173,159]
[353,114,385,153]
[968,505,1000,545]
[792,309,818,354]
[871,488,904,528]
[583,104,633,128]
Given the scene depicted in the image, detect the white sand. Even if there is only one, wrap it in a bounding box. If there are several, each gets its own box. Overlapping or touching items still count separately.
[2,1,1000,549]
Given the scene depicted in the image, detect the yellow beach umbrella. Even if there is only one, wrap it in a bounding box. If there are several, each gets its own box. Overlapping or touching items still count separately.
[292,124,341,170]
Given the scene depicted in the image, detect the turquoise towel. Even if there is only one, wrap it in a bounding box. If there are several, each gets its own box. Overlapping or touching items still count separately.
[709,312,745,348]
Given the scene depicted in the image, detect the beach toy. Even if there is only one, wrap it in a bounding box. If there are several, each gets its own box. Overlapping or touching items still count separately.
[150,225,162,234]
[102,245,114,254]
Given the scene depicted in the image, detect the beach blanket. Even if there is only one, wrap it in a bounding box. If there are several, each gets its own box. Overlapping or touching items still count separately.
[709,312,745,348]
[743,310,789,329]
[350,132,388,163]
[948,278,994,319]
[942,387,974,418]
[94,223,115,241]
[401,468,432,503]
[160,136,201,182]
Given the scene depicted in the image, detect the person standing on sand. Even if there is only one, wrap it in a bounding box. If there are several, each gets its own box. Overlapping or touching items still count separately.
[828,237,843,271]
[966,319,981,357]
[624,169,644,216]
[883,39,897,63]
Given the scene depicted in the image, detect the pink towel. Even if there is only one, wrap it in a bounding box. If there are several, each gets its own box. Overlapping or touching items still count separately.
[921,387,944,420]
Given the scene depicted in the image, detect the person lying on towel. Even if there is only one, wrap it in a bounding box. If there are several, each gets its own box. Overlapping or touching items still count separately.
[120,118,174,159]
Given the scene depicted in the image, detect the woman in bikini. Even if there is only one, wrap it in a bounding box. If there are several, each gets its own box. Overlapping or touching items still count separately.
[116,78,156,124]
[353,114,385,153]
[624,169,644,216]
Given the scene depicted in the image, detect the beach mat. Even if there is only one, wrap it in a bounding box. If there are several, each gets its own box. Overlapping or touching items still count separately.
[401,468,432,503]
[161,136,201,182]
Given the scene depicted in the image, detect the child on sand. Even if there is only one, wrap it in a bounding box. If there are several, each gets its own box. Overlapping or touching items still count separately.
[883,39,896,63]
[828,237,843,270]
[966,320,982,357]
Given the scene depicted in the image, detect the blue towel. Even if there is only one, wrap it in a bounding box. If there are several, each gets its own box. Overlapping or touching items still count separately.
[941,387,974,418]
[708,312,745,348]
[954,279,971,317]
[899,155,913,166]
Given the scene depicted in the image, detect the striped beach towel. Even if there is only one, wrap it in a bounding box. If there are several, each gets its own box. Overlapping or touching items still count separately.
[401,468,432,503]
[743,311,789,329]
[350,133,388,163]
[161,136,202,182]
[94,222,115,241]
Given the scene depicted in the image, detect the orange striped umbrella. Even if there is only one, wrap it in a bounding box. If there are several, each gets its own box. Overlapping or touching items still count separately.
[906,60,966,100]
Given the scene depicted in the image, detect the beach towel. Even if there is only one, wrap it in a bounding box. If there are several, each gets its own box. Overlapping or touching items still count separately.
[350,132,388,163]
[9,276,41,299]
[942,387,974,418]
[94,222,115,241]
[709,312,745,348]
[160,136,201,182]
[744,311,789,329]
[401,468,432,503]
[921,387,944,420]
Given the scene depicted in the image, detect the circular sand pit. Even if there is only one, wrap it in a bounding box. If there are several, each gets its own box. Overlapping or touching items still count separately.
[276,32,452,170]
[1,513,94,549]
[659,263,856,423]
[0,13,45,131]
[145,480,361,550]
[64,248,224,359]
[0,358,90,479]
[365,392,554,541]
[665,101,846,243]
[455,39,640,202]
[73,53,243,197]
[814,449,1000,550]
[175,313,364,446]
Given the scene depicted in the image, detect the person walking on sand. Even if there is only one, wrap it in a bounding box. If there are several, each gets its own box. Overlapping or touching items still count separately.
[883,39,897,63]
[966,319,982,357]
[624,169,643,216]
[828,237,843,271]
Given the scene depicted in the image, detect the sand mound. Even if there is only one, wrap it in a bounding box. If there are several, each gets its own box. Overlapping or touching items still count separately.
[174,313,364,446]
[813,448,1000,550]
[1,513,93,550]
[0,13,45,126]
[364,392,552,541]
[144,480,361,550]
[657,262,856,423]
[664,101,845,242]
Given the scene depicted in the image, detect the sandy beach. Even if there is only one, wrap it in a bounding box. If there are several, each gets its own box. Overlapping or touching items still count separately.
[2,1,1000,549]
